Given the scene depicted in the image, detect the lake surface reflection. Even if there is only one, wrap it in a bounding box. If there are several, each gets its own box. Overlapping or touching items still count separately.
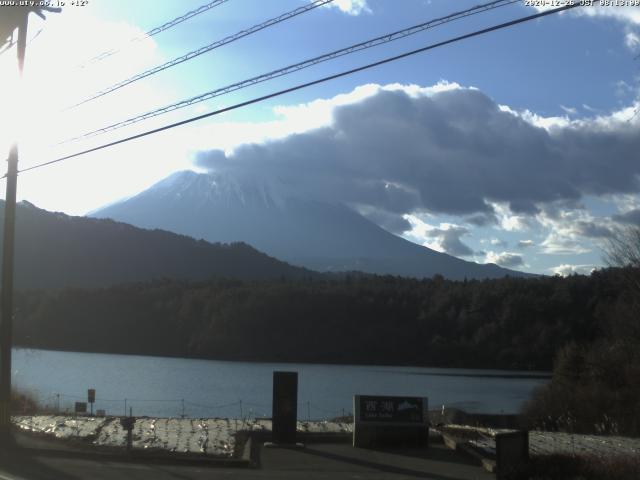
[13,348,550,418]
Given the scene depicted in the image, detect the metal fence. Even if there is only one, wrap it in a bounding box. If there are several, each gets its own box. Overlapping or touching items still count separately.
[30,393,351,421]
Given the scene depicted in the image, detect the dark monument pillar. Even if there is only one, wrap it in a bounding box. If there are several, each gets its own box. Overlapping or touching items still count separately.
[272,371,298,444]
[496,430,529,479]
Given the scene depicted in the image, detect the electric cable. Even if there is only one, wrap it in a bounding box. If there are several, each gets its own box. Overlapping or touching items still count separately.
[78,0,232,68]
[68,0,335,109]
[63,0,520,143]
[18,3,581,176]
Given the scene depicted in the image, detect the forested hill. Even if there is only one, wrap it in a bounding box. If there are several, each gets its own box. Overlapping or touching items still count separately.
[0,200,313,289]
[14,268,632,370]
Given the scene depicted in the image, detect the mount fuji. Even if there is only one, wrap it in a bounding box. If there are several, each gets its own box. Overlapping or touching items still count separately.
[91,170,530,280]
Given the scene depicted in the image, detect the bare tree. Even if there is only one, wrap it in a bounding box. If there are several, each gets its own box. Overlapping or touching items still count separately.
[606,226,640,267]
[603,226,640,343]
[605,226,640,293]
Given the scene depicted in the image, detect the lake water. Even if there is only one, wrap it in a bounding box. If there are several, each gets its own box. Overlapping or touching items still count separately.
[12,348,550,418]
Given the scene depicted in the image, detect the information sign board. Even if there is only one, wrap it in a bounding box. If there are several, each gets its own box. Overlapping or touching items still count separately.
[358,395,424,423]
[353,394,428,448]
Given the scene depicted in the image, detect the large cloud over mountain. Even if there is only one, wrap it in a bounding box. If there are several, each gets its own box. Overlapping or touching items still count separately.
[195,85,640,231]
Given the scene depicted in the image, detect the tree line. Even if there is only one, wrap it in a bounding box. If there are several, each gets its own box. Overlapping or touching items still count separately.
[12,268,632,371]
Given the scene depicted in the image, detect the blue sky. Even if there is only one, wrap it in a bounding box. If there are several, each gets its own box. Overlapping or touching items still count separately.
[0,0,638,276]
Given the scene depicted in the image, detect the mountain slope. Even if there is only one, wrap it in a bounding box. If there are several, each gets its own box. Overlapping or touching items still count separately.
[92,171,529,280]
[0,200,313,290]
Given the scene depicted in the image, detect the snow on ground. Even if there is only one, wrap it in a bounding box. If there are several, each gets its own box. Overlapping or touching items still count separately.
[13,416,239,456]
[297,420,352,434]
[442,425,640,459]
[12,416,352,457]
[248,418,352,434]
[13,415,108,440]
[14,416,639,460]
[529,431,640,458]
[93,417,237,456]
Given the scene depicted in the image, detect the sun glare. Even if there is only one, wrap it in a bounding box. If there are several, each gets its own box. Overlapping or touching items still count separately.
[0,48,26,155]
[0,6,165,172]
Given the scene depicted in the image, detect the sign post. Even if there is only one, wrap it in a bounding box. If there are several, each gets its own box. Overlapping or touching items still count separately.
[353,395,428,448]
[88,389,95,416]
[120,415,136,452]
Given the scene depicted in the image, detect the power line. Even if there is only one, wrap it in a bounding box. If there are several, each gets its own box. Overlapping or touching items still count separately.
[0,39,16,57]
[62,0,520,144]
[78,0,232,68]
[19,3,581,176]
[68,0,335,110]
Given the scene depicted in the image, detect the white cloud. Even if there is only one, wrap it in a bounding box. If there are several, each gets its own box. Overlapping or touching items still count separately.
[426,225,474,257]
[501,93,640,130]
[517,239,535,248]
[498,104,570,131]
[193,81,640,246]
[625,30,640,50]
[576,5,640,25]
[528,2,640,25]
[193,81,462,153]
[326,0,371,15]
[272,81,461,132]
[613,193,640,213]
[10,70,640,234]
[484,251,525,268]
[490,203,533,232]
[402,216,476,257]
[551,264,596,277]
[405,216,444,253]
[536,202,616,255]
[540,234,592,255]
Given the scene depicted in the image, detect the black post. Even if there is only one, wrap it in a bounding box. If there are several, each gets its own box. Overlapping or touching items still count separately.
[272,371,298,444]
[120,410,135,453]
[0,145,18,441]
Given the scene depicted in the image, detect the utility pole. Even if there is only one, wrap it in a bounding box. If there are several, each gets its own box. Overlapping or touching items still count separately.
[0,5,59,444]
[0,144,18,440]
[0,7,28,444]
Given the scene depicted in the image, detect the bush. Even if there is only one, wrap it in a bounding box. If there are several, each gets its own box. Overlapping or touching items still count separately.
[522,340,640,436]
[10,388,39,415]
